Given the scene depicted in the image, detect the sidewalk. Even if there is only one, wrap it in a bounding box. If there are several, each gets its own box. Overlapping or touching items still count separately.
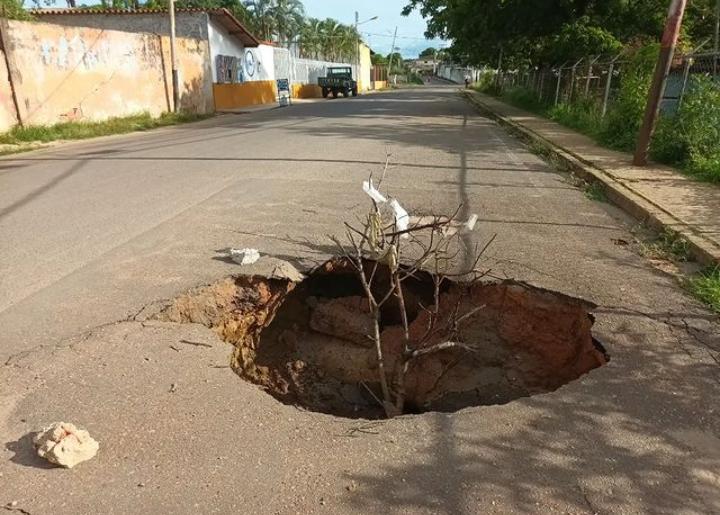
[464,90,720,266]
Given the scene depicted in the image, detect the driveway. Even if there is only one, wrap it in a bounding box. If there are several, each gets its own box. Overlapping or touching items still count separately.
[1,86,718,514]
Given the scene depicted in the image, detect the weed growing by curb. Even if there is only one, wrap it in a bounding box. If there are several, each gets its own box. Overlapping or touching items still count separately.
[639,229,691,262]
[687,267,720,313]
[584,182,607,202]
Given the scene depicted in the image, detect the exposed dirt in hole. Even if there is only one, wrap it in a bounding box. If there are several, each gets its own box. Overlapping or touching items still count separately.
[158,259,608,419]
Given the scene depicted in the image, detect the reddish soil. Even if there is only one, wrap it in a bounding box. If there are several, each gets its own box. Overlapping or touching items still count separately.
[158,259,608,419]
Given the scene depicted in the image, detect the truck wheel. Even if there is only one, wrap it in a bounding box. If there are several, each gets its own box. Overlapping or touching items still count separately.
[343,87,350,97]
[351,87,358,97]
[322,87,329,98]
[332,89,339,98]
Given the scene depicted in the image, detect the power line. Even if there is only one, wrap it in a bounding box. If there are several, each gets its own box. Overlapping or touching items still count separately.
[362,31,446,42]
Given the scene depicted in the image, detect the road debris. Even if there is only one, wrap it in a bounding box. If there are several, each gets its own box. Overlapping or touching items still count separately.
[33,422,99,468]
[229,248,260,265]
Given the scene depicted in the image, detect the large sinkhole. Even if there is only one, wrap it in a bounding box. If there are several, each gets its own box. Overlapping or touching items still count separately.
[159,259,608,419]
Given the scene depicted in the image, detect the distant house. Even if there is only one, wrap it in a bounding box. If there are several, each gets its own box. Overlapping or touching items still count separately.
[406,58,436,73]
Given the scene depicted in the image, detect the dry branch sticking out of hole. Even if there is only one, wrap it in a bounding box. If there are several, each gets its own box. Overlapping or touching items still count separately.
[329,153,495,418]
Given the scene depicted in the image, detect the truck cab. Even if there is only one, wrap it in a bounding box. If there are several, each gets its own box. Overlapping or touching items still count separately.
[318,67,358,98]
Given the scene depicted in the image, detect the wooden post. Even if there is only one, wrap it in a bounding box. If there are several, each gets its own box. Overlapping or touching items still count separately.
[169,0,180,112]
[633,0,688,166]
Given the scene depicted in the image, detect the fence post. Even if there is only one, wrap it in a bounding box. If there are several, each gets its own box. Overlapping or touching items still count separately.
[554,62,566,105]
[569,58,583,102]
[601,58,616,117]
[678,55,692,108]
[538,68,546,101]
[585,56,600,96]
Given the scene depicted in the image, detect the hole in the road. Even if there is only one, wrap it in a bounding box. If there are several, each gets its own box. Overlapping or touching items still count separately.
[158,259,608,419]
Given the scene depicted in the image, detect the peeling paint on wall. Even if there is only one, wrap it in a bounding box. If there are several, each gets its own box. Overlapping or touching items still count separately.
[0,19,213,132]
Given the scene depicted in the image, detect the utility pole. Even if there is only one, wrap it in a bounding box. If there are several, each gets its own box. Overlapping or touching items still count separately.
[387,26,398,85]
[633,0,687,166]
[169,0,180,112]
[355,11,360,65]
[714,0,719,76]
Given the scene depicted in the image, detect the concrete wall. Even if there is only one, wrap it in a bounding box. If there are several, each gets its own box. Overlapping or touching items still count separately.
[437,64,480,84]
[208,16,245,82]
[214,44,359,108]
[0,47,19,130]
[0,17,212,132]
[36,12,209,40]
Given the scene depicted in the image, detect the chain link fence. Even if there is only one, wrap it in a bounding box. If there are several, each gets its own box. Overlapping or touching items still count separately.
[496,52,720,117]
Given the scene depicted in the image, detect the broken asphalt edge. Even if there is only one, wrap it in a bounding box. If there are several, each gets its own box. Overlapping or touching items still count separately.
[461,89,720,268]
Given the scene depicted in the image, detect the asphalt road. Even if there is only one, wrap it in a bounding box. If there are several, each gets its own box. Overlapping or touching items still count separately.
[1,86,719,514]
[0,84,614,361]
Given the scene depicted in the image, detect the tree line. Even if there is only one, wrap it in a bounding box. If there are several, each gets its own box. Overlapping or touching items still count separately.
[402,0,720,66]
[2,0,364,63]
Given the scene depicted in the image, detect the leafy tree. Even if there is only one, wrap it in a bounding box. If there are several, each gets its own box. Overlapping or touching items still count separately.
[245,0,276,41]
[298,17,360,62]
[402,0,720,66]
[0,0,31,19]
[270,0,304,45]
[371,52,388,65]
[419,47,436,58]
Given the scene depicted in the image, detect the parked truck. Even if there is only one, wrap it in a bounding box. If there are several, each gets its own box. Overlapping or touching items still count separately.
[318,67,358,99]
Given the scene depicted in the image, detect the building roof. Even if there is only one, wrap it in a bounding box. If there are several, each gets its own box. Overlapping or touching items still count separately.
[31,7,260,47]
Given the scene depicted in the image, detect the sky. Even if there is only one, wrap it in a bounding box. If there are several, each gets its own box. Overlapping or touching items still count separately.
[301,0,447,57]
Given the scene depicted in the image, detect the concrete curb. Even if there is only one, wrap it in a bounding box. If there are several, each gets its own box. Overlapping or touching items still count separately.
[462,90,720,267]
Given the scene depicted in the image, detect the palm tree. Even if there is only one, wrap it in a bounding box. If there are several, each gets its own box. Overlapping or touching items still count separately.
[270,0,305,46]
[299,17,323,59]
[245,0,276,41]
[318,18,344,61]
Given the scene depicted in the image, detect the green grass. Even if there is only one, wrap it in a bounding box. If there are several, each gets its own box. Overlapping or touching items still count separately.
[0,111,209,145]
[584,181,608,202]
[687,267,720,313]
[638,229,691,262]
[547,101,604,140]
[479,75,720,184]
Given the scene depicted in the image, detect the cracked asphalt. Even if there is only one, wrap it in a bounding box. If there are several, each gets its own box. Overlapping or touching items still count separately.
[1,86,719,514]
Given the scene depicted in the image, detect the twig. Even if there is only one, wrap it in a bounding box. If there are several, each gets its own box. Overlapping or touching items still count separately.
[408,341,476,360]
[456,304,486,325]
[360,381,383,408]
[179,340,212,348]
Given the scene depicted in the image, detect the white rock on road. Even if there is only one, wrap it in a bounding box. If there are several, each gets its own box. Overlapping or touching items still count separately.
[33,422,99,468]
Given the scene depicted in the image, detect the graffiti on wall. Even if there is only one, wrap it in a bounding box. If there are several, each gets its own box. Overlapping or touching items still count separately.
[216,54,242,83]
[215,50,261,83]
[36,35,147,71]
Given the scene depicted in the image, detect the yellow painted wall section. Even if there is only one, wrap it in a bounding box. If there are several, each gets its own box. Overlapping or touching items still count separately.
[291,83,323,99]
[213,81,277,109]
[359,43,372,92]
[372,80,387,91]
[0,19,212,131]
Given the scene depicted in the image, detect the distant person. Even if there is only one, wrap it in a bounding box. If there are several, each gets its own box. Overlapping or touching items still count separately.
[464,75,471,88]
